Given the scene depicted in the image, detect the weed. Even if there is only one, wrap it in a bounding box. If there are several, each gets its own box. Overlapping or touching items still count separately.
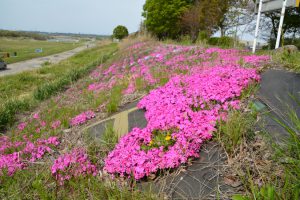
[41,61,51,66]
[234,99,300,199]
[0,165,157,200]
[0,98,33,131]
[217,109,256,155]
[106,85,125,113]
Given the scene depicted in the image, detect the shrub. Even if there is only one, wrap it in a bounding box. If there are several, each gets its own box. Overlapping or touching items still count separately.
[208,36,234,48]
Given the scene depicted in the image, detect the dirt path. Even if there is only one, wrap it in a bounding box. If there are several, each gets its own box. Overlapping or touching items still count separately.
[0,41,96,77]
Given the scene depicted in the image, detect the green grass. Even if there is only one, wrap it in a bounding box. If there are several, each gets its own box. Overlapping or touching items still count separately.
[0,166,158,200]
[0,37,83,64]
[274,51,300,72]
[231,99,300,199]
[0,43,118,131]
[257,49,300,73]
[217,109,256,155]
[106,84,126,113]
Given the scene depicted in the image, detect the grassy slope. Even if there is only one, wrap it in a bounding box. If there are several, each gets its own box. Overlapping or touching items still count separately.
[1,38,299,199]
[0,37,83,64]
[0,39,158,199]
[0,42,118,130]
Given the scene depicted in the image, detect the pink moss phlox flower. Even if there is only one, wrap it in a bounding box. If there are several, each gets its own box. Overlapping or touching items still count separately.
[104,65,260,180]
[243,55,270,66]
[51,120,61,129]
[0,136,60,176]
[70,111,96,126]
[17,122,27,131]
[123,81,136,94]
[51,148,97,185]
[40,121,47,127]
[33,113,40,119]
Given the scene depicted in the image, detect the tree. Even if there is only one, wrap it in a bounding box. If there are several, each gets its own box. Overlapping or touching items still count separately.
[249,7,300,48]
[217,0,255,37]
[113,25,129,40]
[265,8,300,41]
[142,0,193,40]
[180,0,225,42]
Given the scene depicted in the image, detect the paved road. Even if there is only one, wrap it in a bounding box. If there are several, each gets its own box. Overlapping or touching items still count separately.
[0,41,96,77]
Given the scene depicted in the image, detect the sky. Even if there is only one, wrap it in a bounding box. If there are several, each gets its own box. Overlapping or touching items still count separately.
[0,0,146,35]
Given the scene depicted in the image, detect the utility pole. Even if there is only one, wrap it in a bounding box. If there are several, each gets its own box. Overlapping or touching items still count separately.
[275,0,287,49]
[253,0,263,53]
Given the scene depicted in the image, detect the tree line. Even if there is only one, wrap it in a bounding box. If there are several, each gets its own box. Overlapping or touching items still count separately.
[142,0,300,46]
[0,30,50,40]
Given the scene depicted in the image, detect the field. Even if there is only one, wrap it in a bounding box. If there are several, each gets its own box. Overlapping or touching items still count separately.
[0,42,118,130]
[0,37,83,64]
[0,37,299,199]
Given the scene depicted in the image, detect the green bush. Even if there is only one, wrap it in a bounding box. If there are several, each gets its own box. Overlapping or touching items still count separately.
[208,36,234,48]
[198,31,209,41]
[268,38,300,49]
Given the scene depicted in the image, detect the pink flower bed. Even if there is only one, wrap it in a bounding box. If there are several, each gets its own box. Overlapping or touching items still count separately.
[0,136,59,176]
[1,42,269,181]
[70,111,96,126]
[104,65,260,180]
[51,148,97,185]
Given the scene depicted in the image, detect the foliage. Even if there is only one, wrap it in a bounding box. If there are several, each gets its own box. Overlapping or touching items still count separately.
[263,8,300,46]
[112,25,129,40]
[208,36,235,48]
[234,102,300,199]
[181,0,226,42]
[266,50,300,72]
[141,128,177,151]
[218,0,254,37]
[143,0,193,39]
[267,37,300,49]
[217,109,256,154]
[0,29,49,40]
[0,167,157,199]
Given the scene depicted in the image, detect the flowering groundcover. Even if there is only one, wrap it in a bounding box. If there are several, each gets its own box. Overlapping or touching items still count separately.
[104,65,260,180]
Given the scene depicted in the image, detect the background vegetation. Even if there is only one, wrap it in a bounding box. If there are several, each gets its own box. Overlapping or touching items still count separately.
[0,42,118,131]
[0,29,50,40]
[112,25,129,40]
[0,37,83,64]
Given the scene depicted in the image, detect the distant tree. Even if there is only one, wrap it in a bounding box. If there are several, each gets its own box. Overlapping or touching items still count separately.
[247,7,300,47]
[112,25,129,40]
[181,0,225,42]
[265,8,300,43]
[218,0,255,37]
[142,0,193,40]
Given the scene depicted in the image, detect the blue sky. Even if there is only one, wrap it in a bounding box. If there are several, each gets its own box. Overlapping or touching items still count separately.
[0,0,146,35]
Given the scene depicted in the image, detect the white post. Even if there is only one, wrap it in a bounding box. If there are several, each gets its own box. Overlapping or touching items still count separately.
[275,0,287,49]
[253,0,263,54]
